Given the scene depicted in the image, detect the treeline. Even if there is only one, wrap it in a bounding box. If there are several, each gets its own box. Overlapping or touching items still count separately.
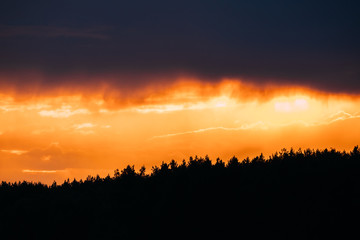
[0,147,360,239]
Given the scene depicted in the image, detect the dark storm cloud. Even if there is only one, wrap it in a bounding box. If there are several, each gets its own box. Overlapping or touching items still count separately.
[0,0,359,93]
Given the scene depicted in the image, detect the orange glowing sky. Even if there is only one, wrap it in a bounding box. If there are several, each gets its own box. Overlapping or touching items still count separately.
[1,1,359,185]
[0,79,359,184]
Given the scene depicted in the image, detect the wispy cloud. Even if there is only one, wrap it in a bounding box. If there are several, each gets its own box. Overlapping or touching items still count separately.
[135,104,185,113]
[149,111,360,140]
[325,111,360,124]
[73,123,96,129]
[149,121,267,140]
[1,149,28,155]
[22,169,62,174]
[299,111,360,127]
[134,99,231,114]
[76,130,95,135]
[39,107,90,118]
[41,155,52,162]
[72,123,96,135]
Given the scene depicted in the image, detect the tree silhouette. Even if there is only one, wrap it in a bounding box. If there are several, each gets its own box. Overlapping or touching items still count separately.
[0,146,359,239]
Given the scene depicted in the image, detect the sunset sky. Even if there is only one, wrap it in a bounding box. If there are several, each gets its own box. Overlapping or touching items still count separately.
[0,1,359,184]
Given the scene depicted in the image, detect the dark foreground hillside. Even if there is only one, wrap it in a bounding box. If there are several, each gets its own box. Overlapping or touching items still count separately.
[1,147,360,239]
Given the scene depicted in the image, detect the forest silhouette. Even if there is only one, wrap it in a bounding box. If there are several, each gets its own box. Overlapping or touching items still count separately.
[1,147,360,239]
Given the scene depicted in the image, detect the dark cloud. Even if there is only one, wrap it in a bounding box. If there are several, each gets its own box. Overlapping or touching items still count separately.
[0,0,359,93]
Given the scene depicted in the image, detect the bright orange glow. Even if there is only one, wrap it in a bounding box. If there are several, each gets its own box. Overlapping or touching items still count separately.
[0,79,359,184]
[274,98,308,112]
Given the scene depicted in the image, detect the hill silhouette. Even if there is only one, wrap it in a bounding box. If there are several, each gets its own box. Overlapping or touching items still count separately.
[0,147,360,239]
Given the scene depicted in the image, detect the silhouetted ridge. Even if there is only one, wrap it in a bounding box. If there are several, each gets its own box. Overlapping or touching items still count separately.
[1,147,359,239]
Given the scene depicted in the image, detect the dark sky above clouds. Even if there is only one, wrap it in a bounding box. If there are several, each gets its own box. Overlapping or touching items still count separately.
[0,0,359,93]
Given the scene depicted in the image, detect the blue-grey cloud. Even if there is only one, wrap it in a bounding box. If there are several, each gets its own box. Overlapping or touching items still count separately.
[0,0,359,93]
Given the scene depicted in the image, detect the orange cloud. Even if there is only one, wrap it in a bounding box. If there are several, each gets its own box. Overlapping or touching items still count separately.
[1,149,28,155]
[0,77,359,184]
[39,107,90,118]
[1,73,359,111]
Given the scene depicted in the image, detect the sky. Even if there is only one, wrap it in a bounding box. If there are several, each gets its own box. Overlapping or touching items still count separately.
[0,1,359,183]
